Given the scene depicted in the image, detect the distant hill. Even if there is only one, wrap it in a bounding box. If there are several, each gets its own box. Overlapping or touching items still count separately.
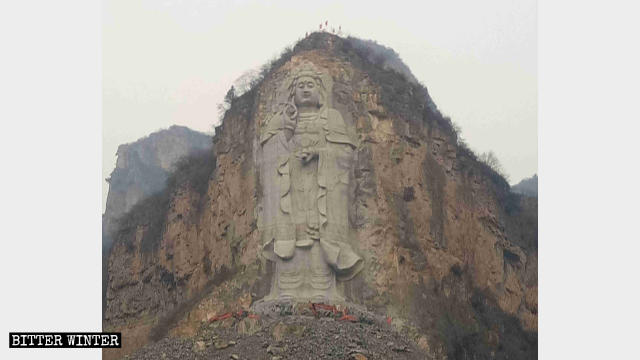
[103,125,212,231]
[512,174,538,197]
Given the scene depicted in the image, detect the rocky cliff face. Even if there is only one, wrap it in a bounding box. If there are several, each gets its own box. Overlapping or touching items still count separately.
[103,125,212,239]
[102,125,212,318]
[104,33,537,359]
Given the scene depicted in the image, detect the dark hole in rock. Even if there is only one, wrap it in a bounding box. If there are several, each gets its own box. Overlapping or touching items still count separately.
[403,186,415,201]
[503,249,520,263]
[450,263,463,277]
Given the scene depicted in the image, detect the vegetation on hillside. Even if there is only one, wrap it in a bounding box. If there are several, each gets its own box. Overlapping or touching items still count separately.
[114,148,215,254]
[410,266,537,360]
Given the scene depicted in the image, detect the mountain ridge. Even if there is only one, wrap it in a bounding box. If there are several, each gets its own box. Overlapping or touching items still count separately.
[104,32,537,360]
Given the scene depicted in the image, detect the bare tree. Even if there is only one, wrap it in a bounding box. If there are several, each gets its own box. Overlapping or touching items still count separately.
[224,86,236,104]
[217,86,236,120]
[233,69,260,96]
[216,103,228,120]
[478,151,509,181]
[452,121,466,146]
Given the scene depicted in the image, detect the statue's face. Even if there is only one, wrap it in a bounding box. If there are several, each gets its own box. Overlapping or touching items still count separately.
[293,76,320,108]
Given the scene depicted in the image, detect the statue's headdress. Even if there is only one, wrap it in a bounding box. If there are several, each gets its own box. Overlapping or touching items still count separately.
[285,62,329,108]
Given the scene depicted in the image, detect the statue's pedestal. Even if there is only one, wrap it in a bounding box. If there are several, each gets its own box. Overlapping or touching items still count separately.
[251,299,371,320]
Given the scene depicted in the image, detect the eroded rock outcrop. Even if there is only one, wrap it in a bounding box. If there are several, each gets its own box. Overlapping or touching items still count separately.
[104,33,537,360]
[103,125,212,238]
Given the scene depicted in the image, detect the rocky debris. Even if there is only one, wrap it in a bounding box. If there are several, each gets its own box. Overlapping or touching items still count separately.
[193,341,206,352]
[126,311,425,360]
[125,337,195,360]
[214,340,232,350]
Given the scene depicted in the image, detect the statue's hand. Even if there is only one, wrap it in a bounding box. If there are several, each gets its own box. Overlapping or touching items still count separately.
[297,149,318,163]
[298,151,312,163]
[282,111,297,132]
[306,225,320,240]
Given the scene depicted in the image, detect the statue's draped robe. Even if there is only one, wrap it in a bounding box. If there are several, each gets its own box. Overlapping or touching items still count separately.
[259,106,363,284]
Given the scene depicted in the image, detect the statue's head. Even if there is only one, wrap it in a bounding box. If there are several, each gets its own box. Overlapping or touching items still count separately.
[287,63,327,109]
[294,75,321,108]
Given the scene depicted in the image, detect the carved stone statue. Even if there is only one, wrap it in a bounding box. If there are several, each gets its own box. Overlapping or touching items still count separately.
[258,62,363,304]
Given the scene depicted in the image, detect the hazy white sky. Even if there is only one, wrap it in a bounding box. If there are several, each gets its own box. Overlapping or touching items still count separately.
[103,0,537,211]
